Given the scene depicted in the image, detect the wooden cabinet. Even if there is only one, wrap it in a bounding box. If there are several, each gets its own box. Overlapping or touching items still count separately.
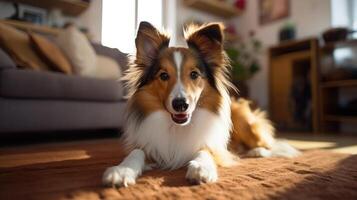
[269,39,320,132]
[270,55,293,126]
[319,41,357,132]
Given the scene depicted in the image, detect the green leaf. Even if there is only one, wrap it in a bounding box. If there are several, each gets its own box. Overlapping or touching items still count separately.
[249,62,260,74]
[225,48,239,60]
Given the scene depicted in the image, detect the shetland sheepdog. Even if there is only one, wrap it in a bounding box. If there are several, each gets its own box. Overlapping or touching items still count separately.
[103,22,300,187]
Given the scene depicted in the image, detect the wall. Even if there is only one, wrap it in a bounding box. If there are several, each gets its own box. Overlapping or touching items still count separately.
[77,0,102,42]
[229,0,332,109]
[0,1,17,18]
[164,0,227,45]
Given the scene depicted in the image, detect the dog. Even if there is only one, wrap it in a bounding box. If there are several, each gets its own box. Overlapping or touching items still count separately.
[103,22,300,187]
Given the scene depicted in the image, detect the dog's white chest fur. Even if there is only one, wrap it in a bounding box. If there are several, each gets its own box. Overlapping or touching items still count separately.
[125,108,231,169]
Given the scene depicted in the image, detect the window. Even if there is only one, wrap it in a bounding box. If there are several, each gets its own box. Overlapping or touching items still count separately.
[102,0,163,53]
[331,0,357,38]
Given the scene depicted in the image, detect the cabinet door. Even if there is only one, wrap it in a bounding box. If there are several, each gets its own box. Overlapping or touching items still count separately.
[270,56,293,128]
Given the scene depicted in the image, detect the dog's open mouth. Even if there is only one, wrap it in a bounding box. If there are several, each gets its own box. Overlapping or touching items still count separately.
[171,113,189,124]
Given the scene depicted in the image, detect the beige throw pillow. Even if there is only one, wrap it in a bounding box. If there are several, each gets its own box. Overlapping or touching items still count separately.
[56,25,97,76]
[94,55,122,80]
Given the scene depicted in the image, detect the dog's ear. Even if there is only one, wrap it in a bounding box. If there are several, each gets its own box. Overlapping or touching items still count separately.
[185,23,225,66]
[135,22,169,67]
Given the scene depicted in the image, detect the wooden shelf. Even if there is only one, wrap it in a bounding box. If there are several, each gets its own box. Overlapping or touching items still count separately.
[320,79,357,88]
[324,115,357,123]
[269,38,316,57]
[184,0,242,18]
[8,0,89,16]
[273,50,311,61]
[0,19,61,35]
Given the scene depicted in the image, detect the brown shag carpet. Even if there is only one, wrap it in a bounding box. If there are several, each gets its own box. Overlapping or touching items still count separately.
[0,138,356,200]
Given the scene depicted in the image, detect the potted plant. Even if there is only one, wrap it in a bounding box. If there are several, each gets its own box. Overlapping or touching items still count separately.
[225,31,262,97]
[279,21,296,42]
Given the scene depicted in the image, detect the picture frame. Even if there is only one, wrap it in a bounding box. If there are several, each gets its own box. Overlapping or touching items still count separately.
[259,0,290,25]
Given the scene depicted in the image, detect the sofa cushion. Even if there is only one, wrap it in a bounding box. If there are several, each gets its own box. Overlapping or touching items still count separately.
[29,33,73,74]
[0,98,126,133]
[0,70,123,102]
[0,48,16,69]
[56,25,97,77]
[0,23,49,71]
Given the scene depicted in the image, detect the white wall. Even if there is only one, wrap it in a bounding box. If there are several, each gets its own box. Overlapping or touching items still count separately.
[164,0,227,44]
[77,0,102,43]
[229,0,331,109]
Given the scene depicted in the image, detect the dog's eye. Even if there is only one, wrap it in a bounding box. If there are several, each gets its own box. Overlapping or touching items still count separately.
[190,71,199,80]
[159,72,170,81]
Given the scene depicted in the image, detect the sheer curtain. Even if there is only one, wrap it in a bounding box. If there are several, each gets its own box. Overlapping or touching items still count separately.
[101,0,163,53]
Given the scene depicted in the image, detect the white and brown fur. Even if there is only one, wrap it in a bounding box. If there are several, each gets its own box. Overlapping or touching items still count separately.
[103,22,299,187]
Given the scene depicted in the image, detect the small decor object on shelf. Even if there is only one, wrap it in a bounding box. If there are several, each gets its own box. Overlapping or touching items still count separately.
[322,27,353,44]
[279,21,296,42]
[259,0,290,25]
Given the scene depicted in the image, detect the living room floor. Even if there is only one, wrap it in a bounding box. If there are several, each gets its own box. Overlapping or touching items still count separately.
[0,132,356,200]
[279,132,357,154]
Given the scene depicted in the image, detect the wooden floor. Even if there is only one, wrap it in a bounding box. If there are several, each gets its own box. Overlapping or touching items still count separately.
[0,138,125,200]
[0,133,356,199]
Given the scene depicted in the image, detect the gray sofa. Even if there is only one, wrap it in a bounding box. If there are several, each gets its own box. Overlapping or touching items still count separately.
[0,44,128,134]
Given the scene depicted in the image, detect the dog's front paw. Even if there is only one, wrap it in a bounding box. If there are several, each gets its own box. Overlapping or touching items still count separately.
[102,166,138,187]
[185,160,218,184]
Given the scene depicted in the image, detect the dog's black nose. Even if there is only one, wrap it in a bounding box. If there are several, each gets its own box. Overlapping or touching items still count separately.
[172,98,189,112]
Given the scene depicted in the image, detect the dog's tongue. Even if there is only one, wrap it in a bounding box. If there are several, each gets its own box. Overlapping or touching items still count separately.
[174,114,188,119]
[171,114,189,124]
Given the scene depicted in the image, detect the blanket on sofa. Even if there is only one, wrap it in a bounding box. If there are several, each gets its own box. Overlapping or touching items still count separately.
[0,139,356,200]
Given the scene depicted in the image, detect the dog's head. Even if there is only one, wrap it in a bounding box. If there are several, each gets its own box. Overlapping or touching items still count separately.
[125,22,232,126]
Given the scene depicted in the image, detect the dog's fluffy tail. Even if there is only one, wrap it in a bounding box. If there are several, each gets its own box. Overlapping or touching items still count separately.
[230,98,275,149]
[230,98,300,158]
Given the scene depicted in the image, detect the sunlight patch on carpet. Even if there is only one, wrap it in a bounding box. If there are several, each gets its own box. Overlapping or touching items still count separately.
[332,145,357,154]
[285,140,336,150]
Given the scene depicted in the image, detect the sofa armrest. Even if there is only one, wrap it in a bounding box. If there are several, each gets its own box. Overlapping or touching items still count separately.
[91,43,128,72]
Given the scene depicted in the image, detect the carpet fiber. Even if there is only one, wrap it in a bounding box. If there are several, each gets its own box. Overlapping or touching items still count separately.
[0,138,356,200]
